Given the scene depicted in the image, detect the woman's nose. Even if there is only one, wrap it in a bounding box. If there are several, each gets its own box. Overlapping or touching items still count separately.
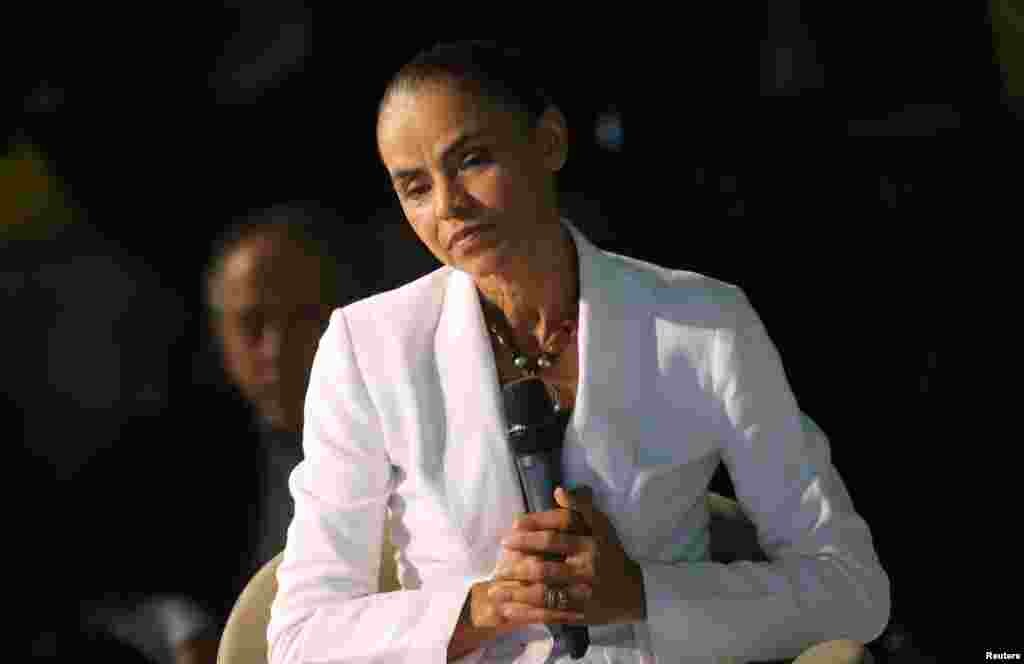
[434,177,468,221]
[258,325,283,362]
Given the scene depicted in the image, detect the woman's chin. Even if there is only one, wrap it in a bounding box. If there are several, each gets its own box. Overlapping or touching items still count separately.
[451,243,508,279]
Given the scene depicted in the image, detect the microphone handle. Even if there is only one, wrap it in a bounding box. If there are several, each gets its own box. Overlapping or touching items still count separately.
[513,450,590,659]
[515,449,563,514]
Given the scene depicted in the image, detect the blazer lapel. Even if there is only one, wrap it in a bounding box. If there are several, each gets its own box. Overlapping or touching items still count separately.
[564,223,657,519]
[434,269,524,574]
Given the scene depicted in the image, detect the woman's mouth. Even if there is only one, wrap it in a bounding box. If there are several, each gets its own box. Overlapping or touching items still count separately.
[447,223,495,252]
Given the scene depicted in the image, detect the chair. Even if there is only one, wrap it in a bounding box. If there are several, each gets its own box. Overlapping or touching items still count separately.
[215,524,399,664]
[216,494,872,664]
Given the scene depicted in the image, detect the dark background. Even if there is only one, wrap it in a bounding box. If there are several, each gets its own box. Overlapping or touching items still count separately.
[7,4,1014,661]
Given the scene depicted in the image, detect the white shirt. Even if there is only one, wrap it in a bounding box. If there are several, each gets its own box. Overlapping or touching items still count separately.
[268,222,890,663]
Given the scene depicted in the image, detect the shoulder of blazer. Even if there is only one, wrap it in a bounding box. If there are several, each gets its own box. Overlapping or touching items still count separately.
[339,265,453,354]
[592,247,754,331]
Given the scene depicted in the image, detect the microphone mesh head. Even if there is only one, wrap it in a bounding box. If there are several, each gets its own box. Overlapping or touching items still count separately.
[501,376,557,432]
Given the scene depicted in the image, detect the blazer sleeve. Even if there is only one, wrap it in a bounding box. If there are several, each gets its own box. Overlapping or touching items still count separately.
[640,293,891,662]
[267,309,482,664]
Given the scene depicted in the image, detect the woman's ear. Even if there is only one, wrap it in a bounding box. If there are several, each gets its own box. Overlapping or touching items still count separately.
[535,106,569,173]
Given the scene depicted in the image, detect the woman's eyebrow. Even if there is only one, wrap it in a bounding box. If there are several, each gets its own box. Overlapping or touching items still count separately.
[390,168,422,185]
[437,130,486,163]
[389,130,489,184]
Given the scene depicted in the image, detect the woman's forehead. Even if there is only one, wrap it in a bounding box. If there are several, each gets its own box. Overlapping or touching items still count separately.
[377,85,517,163]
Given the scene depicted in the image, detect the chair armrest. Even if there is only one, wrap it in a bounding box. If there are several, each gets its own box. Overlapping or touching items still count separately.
[792,639,872,664]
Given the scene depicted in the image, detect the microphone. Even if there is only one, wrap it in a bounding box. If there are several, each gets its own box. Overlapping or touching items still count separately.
[502,376,590,659]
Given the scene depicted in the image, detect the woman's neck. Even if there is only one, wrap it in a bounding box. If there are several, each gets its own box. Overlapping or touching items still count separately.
[475,221,578,351]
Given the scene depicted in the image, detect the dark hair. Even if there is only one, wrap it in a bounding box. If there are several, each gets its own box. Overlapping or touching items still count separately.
[203,201,346,314]
[378,41,555,130]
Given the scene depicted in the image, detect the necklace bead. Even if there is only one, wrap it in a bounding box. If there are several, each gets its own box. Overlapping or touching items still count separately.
[486,312,576,380]
[485,312,574,412]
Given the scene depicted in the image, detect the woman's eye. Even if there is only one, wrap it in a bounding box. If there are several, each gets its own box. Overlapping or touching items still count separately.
[461,153,490,169]
[406,184,430,199]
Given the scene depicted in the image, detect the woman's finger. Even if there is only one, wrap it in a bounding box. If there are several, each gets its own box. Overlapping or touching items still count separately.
[563,550,597,581]
[501,529,582,555]
[513,508,575,533]
[494,556,577,585]
[497,601,585,625]
[488,581,592,610]
[555,486,598,533]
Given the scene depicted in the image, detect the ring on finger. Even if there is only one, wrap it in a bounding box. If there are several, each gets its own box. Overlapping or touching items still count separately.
[544,586,570,610]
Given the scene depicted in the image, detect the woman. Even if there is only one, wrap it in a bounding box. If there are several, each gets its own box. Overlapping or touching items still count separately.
[268,42,890,663]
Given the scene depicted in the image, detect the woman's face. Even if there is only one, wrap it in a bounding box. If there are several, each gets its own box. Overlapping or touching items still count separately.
[377,82,567,279]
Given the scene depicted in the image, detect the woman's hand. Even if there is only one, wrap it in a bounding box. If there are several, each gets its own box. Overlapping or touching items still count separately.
[448,486,645,660]
[448,568,585,660]
[490,486,646,626]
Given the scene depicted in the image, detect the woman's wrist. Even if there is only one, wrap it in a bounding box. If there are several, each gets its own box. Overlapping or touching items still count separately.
[447,581,510,661]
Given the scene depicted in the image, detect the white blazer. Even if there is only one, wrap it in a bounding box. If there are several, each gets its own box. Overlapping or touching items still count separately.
[268,222,890,664]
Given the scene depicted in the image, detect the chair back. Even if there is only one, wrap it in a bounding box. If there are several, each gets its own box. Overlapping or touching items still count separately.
[216,528,398,664]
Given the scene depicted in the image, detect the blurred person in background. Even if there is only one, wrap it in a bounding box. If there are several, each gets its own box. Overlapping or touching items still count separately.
[78,204,355,664]
[77,202,438,664]
[201,204,350,574]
